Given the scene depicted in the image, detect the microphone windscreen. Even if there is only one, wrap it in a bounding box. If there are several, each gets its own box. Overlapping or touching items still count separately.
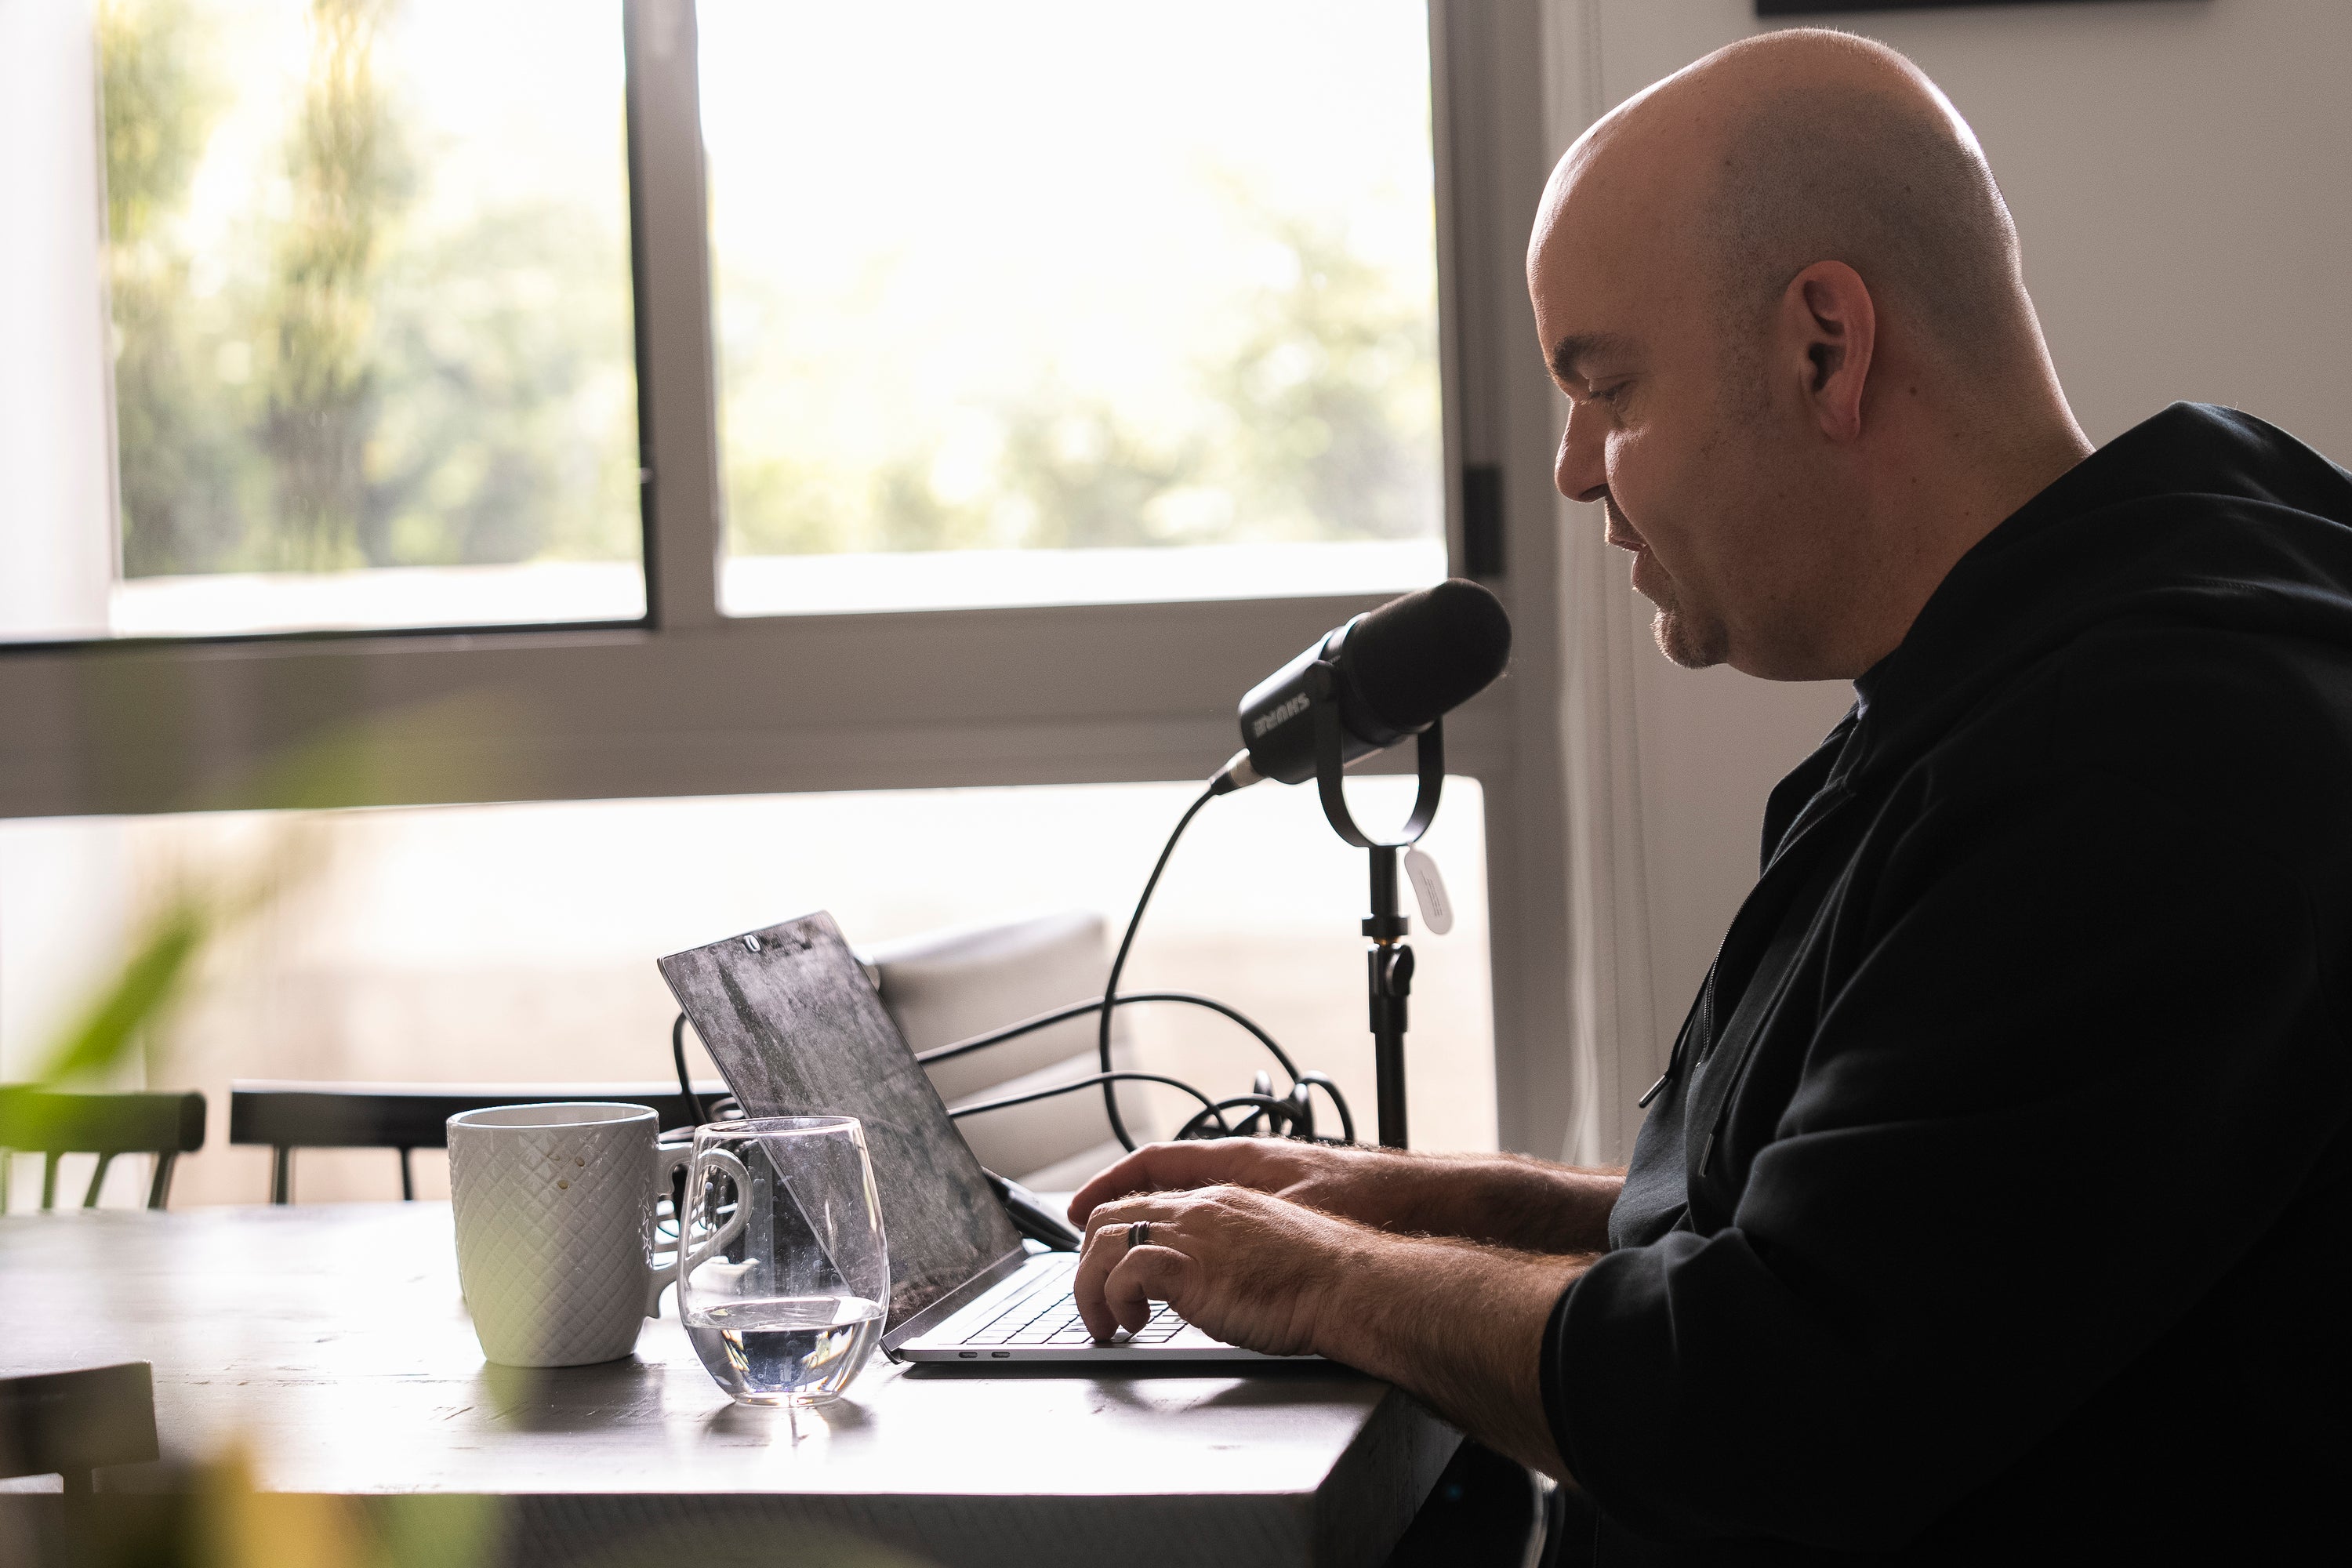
[1345,579,1513,734]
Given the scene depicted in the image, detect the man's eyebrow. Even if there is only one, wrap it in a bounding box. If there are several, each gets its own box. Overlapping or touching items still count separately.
[1547,332,1634,384]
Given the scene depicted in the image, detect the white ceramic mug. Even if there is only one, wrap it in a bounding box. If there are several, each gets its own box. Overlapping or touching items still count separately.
[446,1102,745,1367]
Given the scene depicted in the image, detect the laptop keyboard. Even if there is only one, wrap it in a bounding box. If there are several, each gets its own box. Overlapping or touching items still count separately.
[958,1269,1189,1348]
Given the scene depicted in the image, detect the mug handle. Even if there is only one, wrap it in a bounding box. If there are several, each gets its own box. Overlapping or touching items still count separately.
[648,1145,751,1318]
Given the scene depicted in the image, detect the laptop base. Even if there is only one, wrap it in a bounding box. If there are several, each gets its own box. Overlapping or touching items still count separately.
[895,1252,1316,1364]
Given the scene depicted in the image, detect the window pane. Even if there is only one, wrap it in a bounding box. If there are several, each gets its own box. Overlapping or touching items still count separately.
[1,0,641,644]
[0,779,1493,1206]
[700,0,1445,616]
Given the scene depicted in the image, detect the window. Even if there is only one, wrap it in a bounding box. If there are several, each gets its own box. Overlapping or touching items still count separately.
[4,0,639,642]
[7,0,1445,644]
[701,0,1446,616]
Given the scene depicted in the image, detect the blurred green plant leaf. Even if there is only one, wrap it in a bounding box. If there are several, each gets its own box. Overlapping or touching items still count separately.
[32,896,211,1087]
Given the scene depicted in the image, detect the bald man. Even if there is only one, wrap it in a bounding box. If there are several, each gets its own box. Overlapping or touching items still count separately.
[1072,30,2352,1561]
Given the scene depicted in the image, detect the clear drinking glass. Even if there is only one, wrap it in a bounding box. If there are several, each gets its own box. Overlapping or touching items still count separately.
[678,1116,891,1406]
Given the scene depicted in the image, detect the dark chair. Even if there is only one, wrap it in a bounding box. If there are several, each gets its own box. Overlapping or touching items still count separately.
[228,1080,725,1203]
[0,1089,206,1210]
[0,1363,158,1494]
[1385,1439,1589,1568]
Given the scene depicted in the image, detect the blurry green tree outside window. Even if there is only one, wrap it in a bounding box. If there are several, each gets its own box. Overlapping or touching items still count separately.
[702,0,1447,614]
[88,0,1446,632]
[99,0,642,630]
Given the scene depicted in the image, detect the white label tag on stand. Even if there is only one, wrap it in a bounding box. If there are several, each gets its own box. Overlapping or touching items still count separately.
[1403,847,1454,935]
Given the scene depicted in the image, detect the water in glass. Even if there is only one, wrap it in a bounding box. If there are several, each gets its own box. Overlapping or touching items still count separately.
[677,1116,891,1407]
[686,1296,887,1404]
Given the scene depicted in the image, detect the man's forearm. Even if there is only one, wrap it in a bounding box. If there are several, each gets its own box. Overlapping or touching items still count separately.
[1314,1231,1592,1482]
[1370,1151,1625,1254]
[1068,1138,1624,1257]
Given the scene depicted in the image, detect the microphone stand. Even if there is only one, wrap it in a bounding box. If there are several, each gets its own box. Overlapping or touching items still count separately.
[1305,662,1445,1149]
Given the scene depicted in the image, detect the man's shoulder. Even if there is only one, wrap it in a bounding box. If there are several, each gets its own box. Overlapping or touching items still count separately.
[2049,618,2352,771]
[1921,618,2352,868]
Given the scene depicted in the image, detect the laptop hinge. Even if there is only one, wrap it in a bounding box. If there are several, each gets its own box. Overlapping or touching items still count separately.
[880,1247,1032,1359]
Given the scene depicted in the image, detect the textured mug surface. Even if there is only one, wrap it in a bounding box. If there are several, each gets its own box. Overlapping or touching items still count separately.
[447,1102,674,1367]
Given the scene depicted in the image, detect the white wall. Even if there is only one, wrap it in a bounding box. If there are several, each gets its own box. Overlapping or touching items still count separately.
[0,0,136,1190]
[0,0,116,641]
[1553,0,2352,1160]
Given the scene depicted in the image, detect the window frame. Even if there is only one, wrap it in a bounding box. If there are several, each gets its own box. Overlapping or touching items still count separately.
[0,0,1574,1159]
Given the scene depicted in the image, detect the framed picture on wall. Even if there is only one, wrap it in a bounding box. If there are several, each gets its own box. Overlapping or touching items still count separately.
[1758,1,2167,14]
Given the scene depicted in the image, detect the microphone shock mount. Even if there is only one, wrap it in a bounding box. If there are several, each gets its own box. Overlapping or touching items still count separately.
[1307,659,1443,1149]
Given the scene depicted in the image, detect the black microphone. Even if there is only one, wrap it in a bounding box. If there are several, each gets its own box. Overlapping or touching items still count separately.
[1211,579,1513,794]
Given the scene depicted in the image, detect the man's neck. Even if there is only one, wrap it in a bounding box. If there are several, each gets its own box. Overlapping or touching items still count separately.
[1834,409,2092,677]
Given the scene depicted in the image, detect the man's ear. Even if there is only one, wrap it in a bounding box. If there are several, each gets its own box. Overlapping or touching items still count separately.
[1777,260,1876,443]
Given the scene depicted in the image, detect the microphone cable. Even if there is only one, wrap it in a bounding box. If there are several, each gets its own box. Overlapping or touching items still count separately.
[944,1070,1290,1135]
[671,1012,707,1124]
[665,780,1358,1149]
[920,991,1297,1080]
[669,1014,741,1124]
[918,992,1354,1145]
[943,779,1356,1149]
[1093,782,1217,1150]
[944,1069,1352,1145]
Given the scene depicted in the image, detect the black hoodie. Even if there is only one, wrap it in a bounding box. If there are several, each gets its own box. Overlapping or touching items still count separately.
[1541,404,2352,1563]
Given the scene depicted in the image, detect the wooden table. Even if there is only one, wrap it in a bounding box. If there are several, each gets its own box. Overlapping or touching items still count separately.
[0,1203,1455,1566]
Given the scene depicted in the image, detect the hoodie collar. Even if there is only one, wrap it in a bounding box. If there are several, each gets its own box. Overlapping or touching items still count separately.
[1835,402,2352,790]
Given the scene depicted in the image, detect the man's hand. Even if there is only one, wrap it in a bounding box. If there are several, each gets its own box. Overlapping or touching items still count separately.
[1073,1183,1359,1355]
[1072,1181,1594,1481]
[1069,1138,1626,1255]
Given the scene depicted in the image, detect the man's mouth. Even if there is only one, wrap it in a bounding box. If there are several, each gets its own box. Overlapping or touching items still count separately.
[1604,495,1675,608]
[1602,494,1646,554]
[1639,546,1677,601]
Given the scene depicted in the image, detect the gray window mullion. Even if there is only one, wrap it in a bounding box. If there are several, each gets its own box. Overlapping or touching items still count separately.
[626,0,724,631]
[1426,0,1575,1161]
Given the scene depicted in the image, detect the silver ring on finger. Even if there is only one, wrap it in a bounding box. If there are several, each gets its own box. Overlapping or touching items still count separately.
[1127,1221,1152,1250]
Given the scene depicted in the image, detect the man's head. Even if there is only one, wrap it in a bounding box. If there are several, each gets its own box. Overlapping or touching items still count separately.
[1529,30,2089,679]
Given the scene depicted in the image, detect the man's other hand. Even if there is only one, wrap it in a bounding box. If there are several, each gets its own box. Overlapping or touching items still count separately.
[1068,1138,1421,1234]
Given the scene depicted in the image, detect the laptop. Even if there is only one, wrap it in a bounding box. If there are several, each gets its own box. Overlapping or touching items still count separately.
[657,911,1302,1363]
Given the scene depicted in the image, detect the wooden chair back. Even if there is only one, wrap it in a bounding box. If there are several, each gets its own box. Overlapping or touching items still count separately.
[228,1080,720,1202]
[0,1363,158,1494]
[0,1089,206,1210]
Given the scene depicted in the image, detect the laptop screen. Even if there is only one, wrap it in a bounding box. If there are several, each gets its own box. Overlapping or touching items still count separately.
[657,912,1024,1331]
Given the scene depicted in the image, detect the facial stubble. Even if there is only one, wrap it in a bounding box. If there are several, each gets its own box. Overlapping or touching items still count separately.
[1607,492,1729,669]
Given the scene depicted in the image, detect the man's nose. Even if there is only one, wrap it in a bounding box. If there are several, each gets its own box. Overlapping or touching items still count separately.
[1555,405,1608,505]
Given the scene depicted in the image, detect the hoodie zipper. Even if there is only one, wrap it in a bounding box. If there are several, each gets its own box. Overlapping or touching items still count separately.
[1690,864,1846,1187]
[1635,772,1858,1114]
[1639,950,1719,1108]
